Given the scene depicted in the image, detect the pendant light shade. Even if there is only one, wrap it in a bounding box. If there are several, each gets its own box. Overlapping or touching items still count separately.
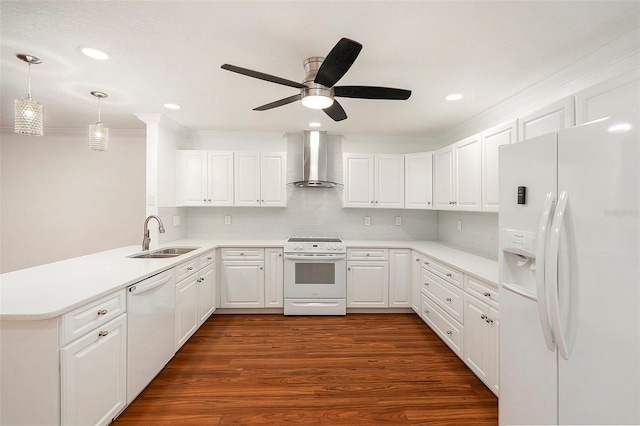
[14,54,44,136]
[89,91,109,151]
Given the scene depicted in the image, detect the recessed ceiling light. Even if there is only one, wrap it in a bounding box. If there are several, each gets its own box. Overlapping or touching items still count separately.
[445,93,464,101]
[309,122,321,127]
[164,103,181,110]
[80,47,111,60]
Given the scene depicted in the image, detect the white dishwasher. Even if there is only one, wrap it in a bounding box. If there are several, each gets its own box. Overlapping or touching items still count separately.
[126,268,175,404]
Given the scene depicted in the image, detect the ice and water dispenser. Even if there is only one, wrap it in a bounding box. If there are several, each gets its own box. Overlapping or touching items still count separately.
[500,229,539,300]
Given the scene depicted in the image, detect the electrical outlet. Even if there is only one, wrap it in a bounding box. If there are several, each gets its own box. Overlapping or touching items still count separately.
[364,216,371,226]
[457,219,462,231]
[395,216,402,226]
[173,215,181,226]
[224,215,232,225]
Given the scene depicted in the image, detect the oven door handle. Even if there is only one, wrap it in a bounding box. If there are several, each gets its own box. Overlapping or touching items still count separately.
[284,253,346,261]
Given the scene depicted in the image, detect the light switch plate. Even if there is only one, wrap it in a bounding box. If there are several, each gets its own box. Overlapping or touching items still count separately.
[364,216,371,226]
[224,215,232,225]
[457,219,462,231]
[395,216,402,226]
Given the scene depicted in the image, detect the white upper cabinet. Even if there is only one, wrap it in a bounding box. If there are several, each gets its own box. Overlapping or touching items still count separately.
[433,145,455,210]
[177,150,234,206]
[404,152,433,209]
[453,134,482,211]
[343,154,404,209]
[518,96,575,141]
[481,120,517,212]
[434,135,481,211]
[575,71,640,125]
[234,152,287,207]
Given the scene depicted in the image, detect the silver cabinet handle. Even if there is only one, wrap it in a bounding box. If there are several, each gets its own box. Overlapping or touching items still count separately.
[208,199,212,202]
[424,310,430,315]
[366,253,370,256]
[486,318,494,324]
[187,266,194,271]
[203,199,207,202]
[446,297,452,302]
[446,273,452,277]
[279,253,282,257]
[98,330,109,337]
[483,292,491,297]
[259,266,263,270]
[446,331,452,335]
[207,256,213,260]
[97,309,108,316]
[415,258,420,262]
[481,314,487,320]
[370,200,374,204]
[424,282,429,286]
[427,201,431,205]
[240,253,244,256]
[348,267,351,271]
[424,261,429,265]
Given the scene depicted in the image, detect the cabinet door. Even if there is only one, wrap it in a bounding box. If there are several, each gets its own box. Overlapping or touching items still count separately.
[481,121,516,212]
[234,152,261,207]
[389,249,411,307]
[208,152,234,206]
[411,251,422,313]
[264,248,284,308]
[518,96,575,141]
[433,145,454,210]
[405,152,433,209]
[575,71,640,125]
[221,261,265,307]
[177,151,207,206]
[198,263,216,324]
[454,134,482,211]
[343,154,374,208]
[175,274,199,350]
[260,153,287,207]
[375,155,405,208]
[347,261,389,307]
[61,314,127,426]
[463,295,490,384]
[488,306,499,396]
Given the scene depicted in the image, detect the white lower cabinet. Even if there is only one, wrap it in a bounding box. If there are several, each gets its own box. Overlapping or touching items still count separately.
[421,293,463,357]
[221,248,266,308]
[463,295,499,396]
[264,248,284,308]
[411,251,422,313]
[175,251,217,350]
[61,313,127,426]
[347,248,389,307]
[389,249,411,307]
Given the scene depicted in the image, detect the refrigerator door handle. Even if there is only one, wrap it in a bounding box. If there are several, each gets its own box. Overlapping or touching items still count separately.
[547,190,570,360]
[535,191,556,351]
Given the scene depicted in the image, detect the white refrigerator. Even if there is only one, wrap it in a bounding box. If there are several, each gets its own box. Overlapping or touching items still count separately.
[498,111,639,425]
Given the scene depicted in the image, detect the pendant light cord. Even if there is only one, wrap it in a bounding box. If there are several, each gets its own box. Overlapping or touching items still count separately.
[27,62,32,99]
[97,96,101,124]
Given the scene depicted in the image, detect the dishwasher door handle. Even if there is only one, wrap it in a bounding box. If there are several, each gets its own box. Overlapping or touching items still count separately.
[129,271,173,296]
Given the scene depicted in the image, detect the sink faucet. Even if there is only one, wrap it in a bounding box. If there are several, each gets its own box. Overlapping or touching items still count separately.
[142,215,166,251]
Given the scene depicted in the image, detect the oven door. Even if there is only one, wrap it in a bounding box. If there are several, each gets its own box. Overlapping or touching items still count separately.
[283,253,346,299]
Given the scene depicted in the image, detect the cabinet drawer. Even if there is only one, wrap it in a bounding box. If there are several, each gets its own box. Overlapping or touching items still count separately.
[421,268,464,324]
[199,250,216,269]
[221,247,265,260]
[61,290,126,346]
[465,275,499,309]
[421,294,463,358]
[347,248,389,261]
[422,256,461,288]
[175,259,198,282]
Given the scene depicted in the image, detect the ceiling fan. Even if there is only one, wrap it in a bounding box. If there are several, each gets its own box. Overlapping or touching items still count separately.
[221,38,412,122]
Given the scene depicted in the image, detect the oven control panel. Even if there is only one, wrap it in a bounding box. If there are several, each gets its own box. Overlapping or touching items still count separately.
[284,240,345,254]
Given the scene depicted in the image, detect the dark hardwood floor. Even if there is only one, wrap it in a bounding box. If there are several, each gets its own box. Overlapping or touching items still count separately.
[114,313,497,425]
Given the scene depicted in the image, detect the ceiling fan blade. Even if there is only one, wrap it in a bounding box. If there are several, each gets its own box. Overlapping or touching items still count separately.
[221,64,305,89]
[334,86,412,100]
[314,38,363,88]
[323,100,347,122]
[253,94,301,111]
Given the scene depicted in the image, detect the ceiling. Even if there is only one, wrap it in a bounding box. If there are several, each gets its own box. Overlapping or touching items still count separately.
[1,1,639,138]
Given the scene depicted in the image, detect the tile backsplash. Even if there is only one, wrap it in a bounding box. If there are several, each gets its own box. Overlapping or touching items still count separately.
[176,186,438,241]
[437,211,498,259]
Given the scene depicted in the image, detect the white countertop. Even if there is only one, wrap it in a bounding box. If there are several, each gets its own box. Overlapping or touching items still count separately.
[0,239,496,321]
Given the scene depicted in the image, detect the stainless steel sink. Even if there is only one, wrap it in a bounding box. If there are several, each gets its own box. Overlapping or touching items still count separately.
[128,247,199,259]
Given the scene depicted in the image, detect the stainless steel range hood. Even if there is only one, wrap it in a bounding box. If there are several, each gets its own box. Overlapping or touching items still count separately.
[293,130,339,188]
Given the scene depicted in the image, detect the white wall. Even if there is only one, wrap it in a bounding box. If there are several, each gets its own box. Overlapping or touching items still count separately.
[0,129,146,272]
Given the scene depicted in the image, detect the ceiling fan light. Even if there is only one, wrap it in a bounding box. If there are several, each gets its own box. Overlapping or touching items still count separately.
[301,95,334,110]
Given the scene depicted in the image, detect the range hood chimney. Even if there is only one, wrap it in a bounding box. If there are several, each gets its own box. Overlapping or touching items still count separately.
[293,130,339,188]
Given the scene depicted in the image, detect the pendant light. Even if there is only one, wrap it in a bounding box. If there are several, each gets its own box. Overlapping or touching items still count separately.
[89,91,109,151]
[14,54,44,136]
